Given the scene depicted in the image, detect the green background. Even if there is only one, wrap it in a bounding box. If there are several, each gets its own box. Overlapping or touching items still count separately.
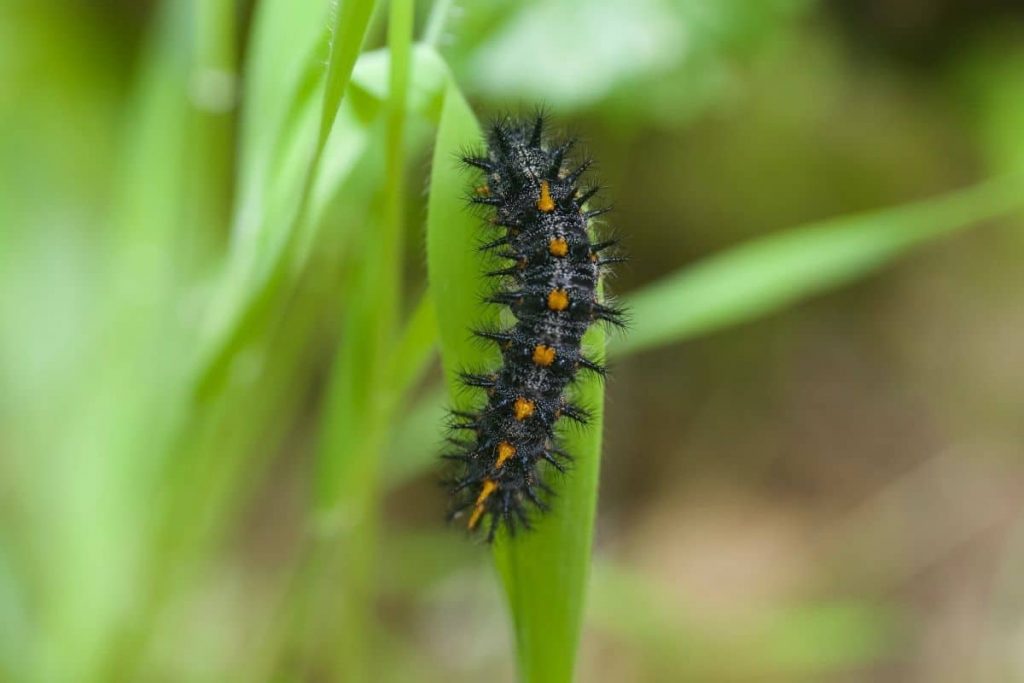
[1,0,1023,681]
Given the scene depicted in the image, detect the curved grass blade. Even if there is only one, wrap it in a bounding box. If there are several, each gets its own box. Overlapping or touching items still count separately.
[426,74,605,682]
[426,86,496,383]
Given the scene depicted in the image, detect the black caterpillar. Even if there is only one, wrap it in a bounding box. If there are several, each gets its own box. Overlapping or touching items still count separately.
[444,115,626,542]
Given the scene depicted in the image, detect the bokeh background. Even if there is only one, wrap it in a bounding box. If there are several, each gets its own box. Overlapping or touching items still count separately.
[2,0,1024,681]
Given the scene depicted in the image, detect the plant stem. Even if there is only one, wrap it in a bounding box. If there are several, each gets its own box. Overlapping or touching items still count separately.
[310,1,415,679]
[423,0,454,47]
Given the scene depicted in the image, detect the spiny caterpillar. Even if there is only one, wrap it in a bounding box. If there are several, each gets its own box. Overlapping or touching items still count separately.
[443,114,626,542]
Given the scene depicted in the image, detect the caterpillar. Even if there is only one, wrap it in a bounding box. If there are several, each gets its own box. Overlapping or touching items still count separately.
[443,114,627,542]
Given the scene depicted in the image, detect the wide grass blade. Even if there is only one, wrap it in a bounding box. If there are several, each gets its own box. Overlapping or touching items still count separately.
[426,85,496,379]
[426,74,606,682]
[492,325,605,683]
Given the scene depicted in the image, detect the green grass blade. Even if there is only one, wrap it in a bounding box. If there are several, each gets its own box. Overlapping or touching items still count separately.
[315,4,415,518]
[426,85,495,379]
[194,0,378,400]
[492,325,605,683]
[232,0,328,256]
[312,44,449,506]
[613,175,1024,357]
[320,0,378,146]
[423,0,455,47]
[426,74,606,682]
[386,385,448,485]
[388,292,439,397]
[249,51,447,676]
[300,3,415,680]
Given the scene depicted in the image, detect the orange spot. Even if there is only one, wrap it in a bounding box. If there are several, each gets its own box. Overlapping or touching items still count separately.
[548,237,569,257]
[496,442,516,468]
[537,180,555,213]
[513,397,535,421]
[475,184,490,196]
[532,344,556,366]
[468,479,498,530]
[547,289,570,311]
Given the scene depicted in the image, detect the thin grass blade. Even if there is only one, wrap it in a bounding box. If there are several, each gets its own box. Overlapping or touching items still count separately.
[614,175,1024,357]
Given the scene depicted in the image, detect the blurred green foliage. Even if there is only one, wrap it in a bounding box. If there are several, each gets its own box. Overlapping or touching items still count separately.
[1,0,1022,681]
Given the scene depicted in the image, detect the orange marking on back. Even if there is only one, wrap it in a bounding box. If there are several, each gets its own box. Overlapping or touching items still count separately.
[548,237,569,257]
[468,479,498,530]
[513,397,535,421]
[537,180,555,213]
[547,289,570,311]
[496,442,516,468]
[474,184,490,196]
[532,344,556,366]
